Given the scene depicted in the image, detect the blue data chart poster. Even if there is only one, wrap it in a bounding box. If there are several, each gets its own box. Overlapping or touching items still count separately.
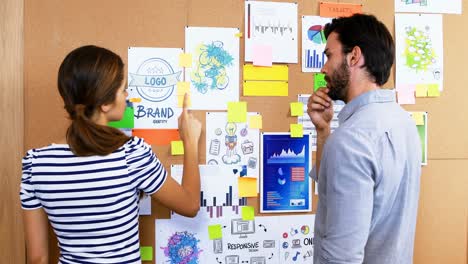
[260,133,312,213]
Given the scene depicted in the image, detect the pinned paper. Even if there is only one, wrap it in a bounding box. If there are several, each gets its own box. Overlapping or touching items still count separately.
[140,246,153,261]
[108,107,134,128]
[241,206,255,220]
[314,73,327,92]
[171,140,184,155]
[129,97,142,103]
[243,64,288,81]
[248,115,263,129]
[290,102,304,117]
[177,81,190,95]
[227,102,247,123]
[415,84,428,97]
[411,112,425,126]
[290,124,304,138]
[179,53,192,68]
[238,177,258,197]
[132,129,180,146]
[177,94,191,108]
[253,44,273,67]
[320,2,362,18]
[427,84,440,97]
[397,90,415,105]
[243,81,288,96]
[235,32,243,38]
[208,224,223,240]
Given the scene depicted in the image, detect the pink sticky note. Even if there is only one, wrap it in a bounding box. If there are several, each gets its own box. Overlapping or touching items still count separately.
[397,90,415,105]
[252,44,273,67]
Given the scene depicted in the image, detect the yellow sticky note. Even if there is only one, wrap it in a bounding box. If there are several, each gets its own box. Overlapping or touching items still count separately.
[290,102,304,117]
[140,246,153,261]
[427,84,440,97]
[243,81,288,96]
[208,224,223,240]
[415,84,428,97]
[179,53,192,68]
[411,112,425,126]
[129,97,142,103]
[241,206,255,220]
[177,81,190,95]
[248,115,263,129]
[235,32,243,38]
[227,102,247,123]
[243,64,288,81]
[238,177,258,197]
[177,94,191,107]
[171,140,184,155]
[290,124,304,138]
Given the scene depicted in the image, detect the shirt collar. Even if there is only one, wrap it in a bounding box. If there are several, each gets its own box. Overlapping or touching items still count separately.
[338,89,396,124]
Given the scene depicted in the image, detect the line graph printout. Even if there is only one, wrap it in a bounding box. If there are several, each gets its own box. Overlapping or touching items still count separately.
[245,1,298,63]
[302,16,331,72]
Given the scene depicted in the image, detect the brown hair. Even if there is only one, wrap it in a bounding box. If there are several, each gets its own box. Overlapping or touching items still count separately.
[58,45,130,156]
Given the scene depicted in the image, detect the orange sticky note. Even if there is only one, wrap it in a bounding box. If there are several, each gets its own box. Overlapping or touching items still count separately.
[227,102,247,123]
[171,140,184,155]
[320,2,362,18]
[238,177,258,197]
[415,84,428,97]
[290,124,304,138]
[177,94,191,107]
[129,97,142,103]
[427,84,440,97]
[179,53,192,68]
[248,115,263,129]
[132,129,180,146]
[290,102,304,117]
[177,82,190,95]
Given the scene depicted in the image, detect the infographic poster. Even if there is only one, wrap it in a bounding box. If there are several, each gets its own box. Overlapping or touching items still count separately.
[260,133,312,213]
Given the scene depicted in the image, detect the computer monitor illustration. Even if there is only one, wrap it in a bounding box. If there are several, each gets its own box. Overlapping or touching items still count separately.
[231,218,255,238]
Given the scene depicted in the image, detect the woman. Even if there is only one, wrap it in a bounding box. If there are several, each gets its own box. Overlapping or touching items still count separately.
[20,45,202,264]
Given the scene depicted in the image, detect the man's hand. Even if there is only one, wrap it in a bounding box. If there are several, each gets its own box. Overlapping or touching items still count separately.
[307,88,333,131]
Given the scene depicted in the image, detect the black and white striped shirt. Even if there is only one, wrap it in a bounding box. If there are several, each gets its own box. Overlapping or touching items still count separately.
[20,137,167,264]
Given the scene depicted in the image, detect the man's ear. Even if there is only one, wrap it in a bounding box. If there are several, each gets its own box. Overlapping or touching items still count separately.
[349,46,363,67]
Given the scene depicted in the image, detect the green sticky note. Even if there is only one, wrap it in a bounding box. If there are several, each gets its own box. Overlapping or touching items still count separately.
[108,107,134,128]
[241,206,255,220]
[171,140,184,155]
[227,102,247,123]
[290,124,304,138]
[290,102,304,117]
[140,246,153,261]
[427,84,440,97]
[208,224,223,240]
[314,73,327,92]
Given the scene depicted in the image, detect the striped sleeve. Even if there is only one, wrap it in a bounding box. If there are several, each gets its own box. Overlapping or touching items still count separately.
[20,150,42,210]
[125,137,167,195]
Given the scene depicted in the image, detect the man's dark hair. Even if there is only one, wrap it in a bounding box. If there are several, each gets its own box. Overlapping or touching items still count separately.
[324,14,395,86]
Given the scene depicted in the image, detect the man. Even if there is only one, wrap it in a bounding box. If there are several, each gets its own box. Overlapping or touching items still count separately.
[307,14,422,264]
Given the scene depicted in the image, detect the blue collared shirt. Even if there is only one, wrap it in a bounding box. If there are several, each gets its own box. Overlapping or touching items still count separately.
[311,89,421,264]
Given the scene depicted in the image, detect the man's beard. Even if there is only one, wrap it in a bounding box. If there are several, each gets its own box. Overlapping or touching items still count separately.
[325,59,350,102]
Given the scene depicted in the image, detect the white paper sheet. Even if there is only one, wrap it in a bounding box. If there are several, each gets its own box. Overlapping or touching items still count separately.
[302,16,332,73]
[245,0,298,63]
[395,14,444,91]
[128,47,183,129]
[156,212,315,264]
[185,27,240,110]
[206,112,260,189]
[395,0,462,14]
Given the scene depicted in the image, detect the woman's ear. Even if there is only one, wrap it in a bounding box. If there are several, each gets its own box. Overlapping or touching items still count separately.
[100,103,112,113]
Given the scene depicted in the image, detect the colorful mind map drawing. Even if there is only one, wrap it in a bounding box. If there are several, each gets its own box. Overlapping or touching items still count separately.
[191,41,234,94]
[404,26,436,72]
[161,231,202,264]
